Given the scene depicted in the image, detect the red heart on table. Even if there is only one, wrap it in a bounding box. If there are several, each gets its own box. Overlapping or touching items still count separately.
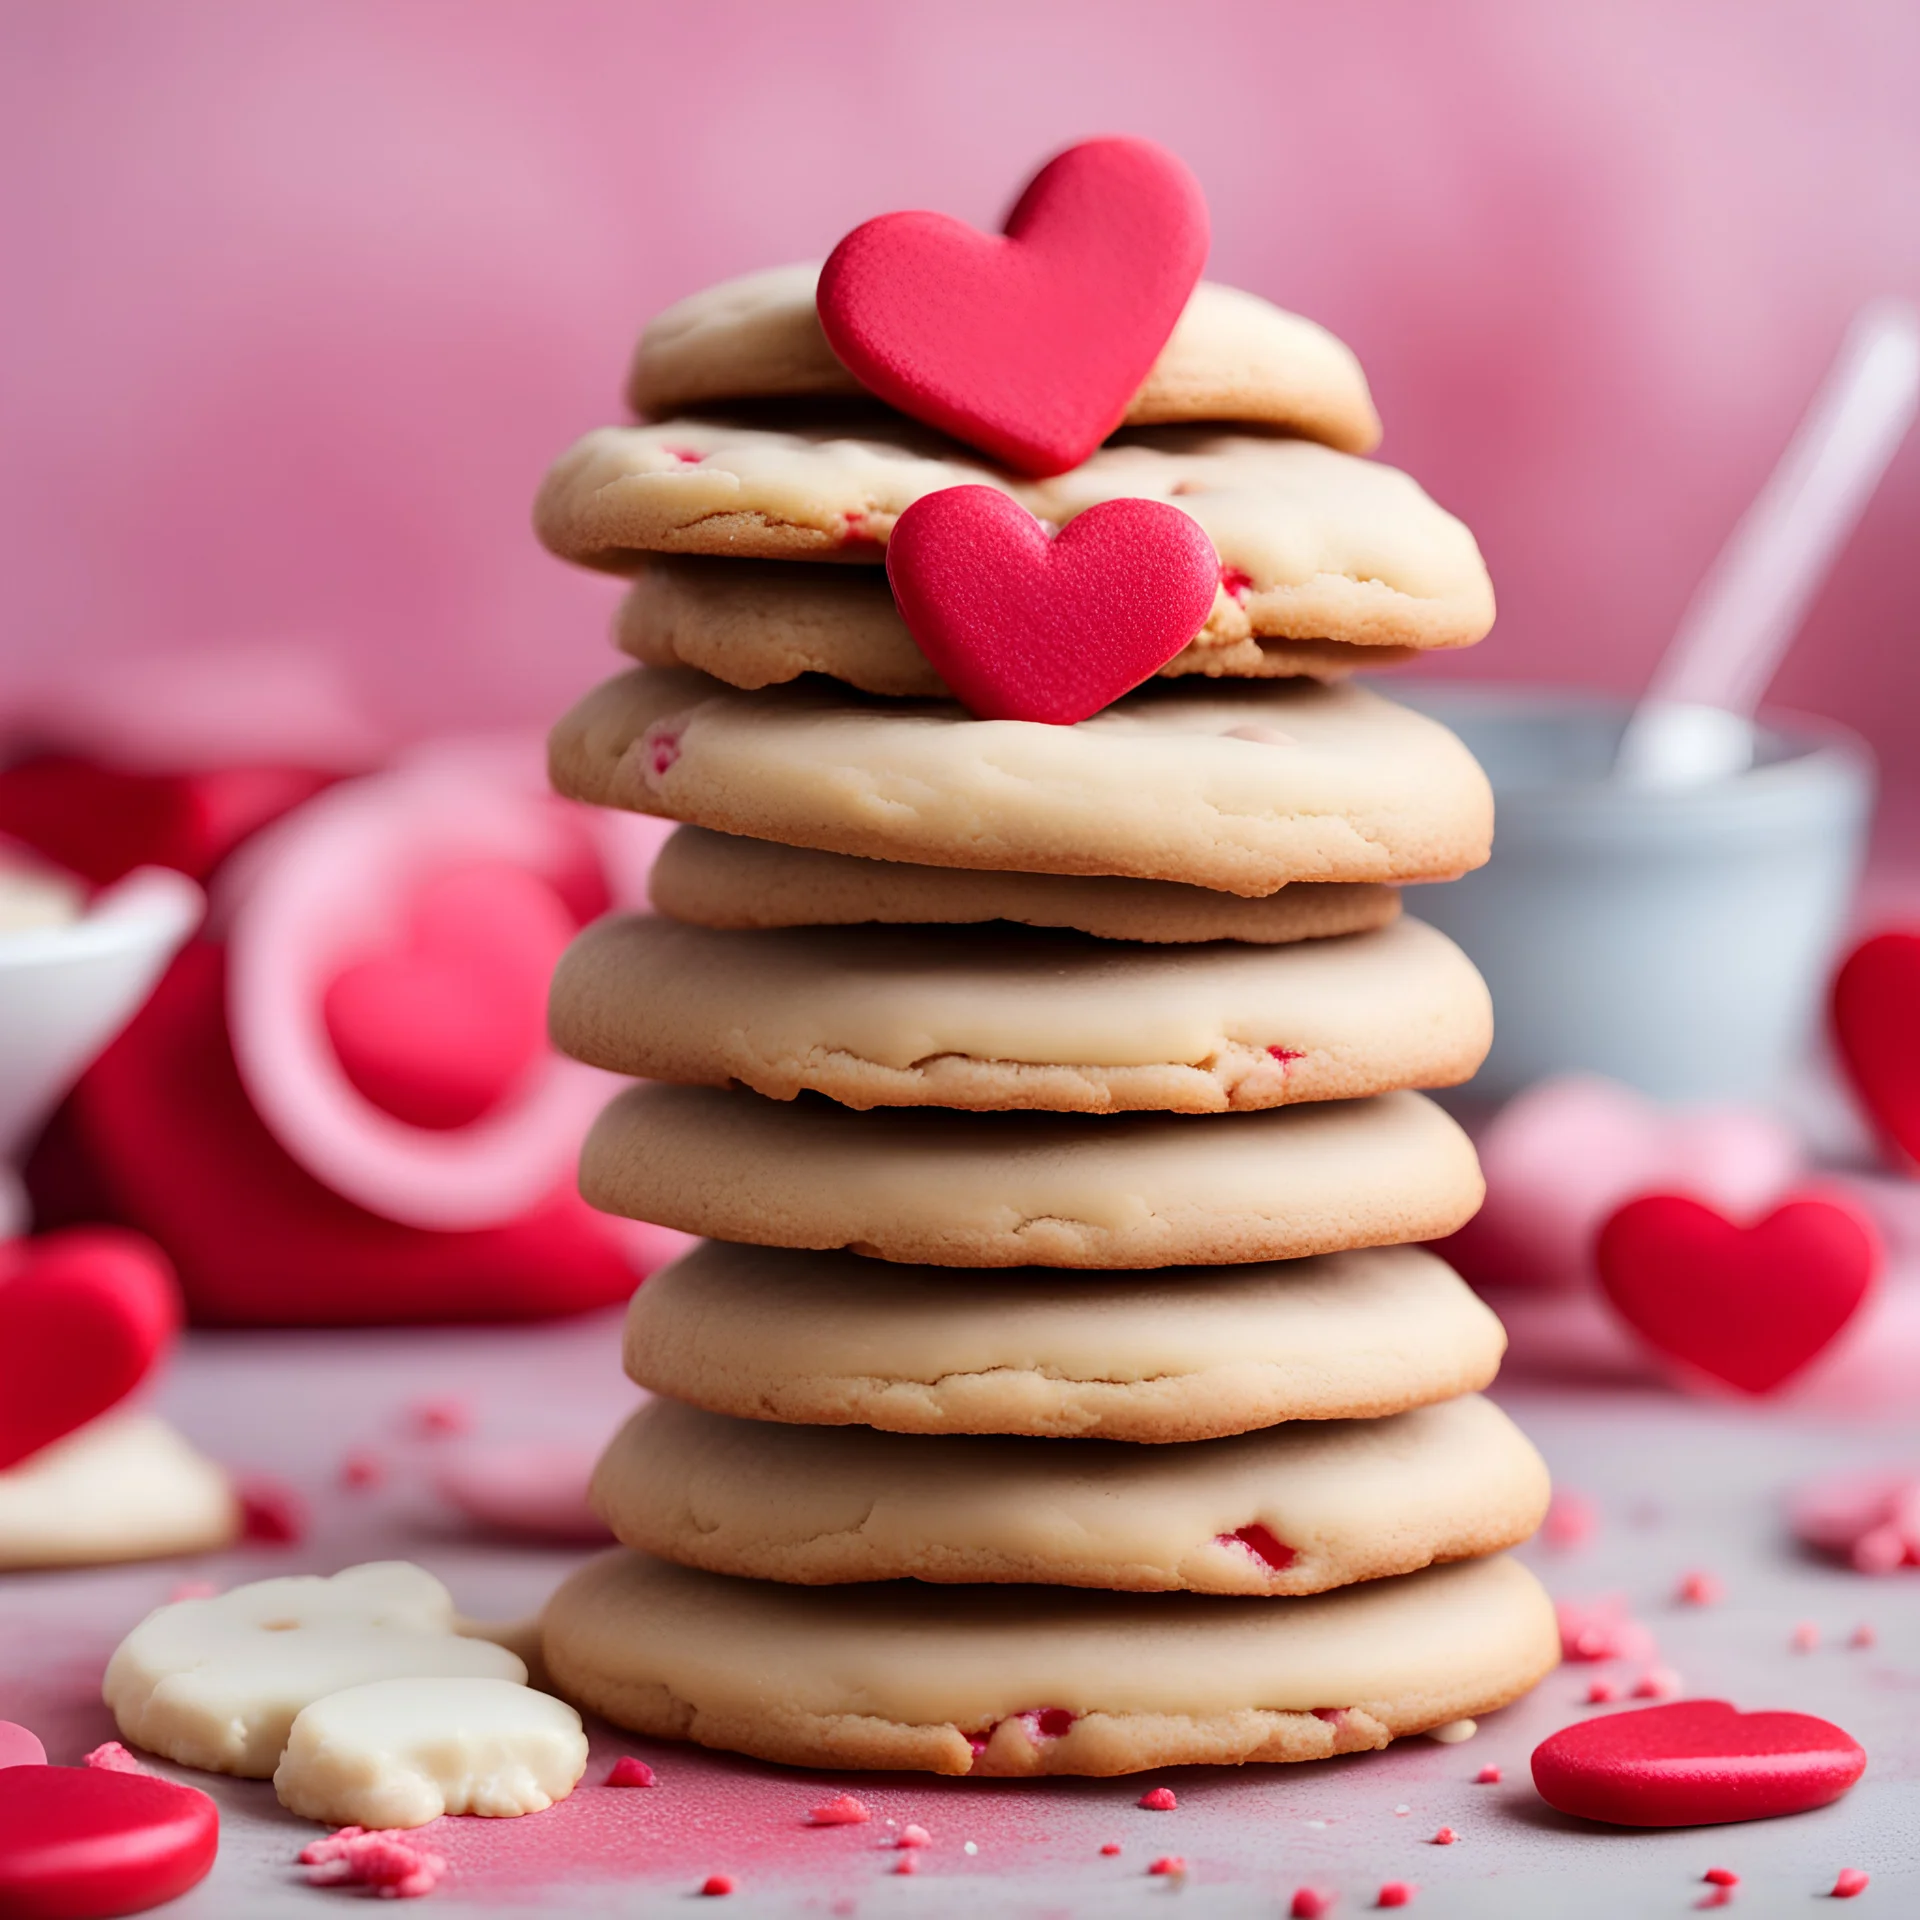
[0,1230,180,1470]
[323,862,577,1131]
[818,137,1209,476]
[0,1766,219,1918]
[1532,1700,1866,1827]
[1595,1192,1877,1396]
[1833,931,1920,1166]
[887,487,1220,724]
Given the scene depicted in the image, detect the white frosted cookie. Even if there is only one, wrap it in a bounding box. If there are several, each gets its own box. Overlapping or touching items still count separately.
[585,1084,1483,1268]
[549,670,1493,894]
[620,1240,1505,1440]
[550,914,1491,1113]
[650,826,1401,946]
[594,1394,1548,1593]
[274,1678,588,1828]
[616,557,1418,693]
[103,1562,528,1777]
[536,421,1493,653]
[0,1413,237,1570]
[541,1549,1559,1777]
[629,265,1383,455]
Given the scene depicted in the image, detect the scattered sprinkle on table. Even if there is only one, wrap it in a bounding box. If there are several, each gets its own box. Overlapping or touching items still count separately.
[1703,1868,1738,1887]
[1677,1570,1724,1605]
[1147,1856,1185,1877]
[1792,1621,1820,1652]
[1832,1868,1870,1898]
[1379,1884,1416,1909]
[604,1756,655,1787]
[809,1793,871,1826]
[700,1872,735,1896]
[1475,1764,1502,1784]
[1431,1826,1458,1845]
[1138,1786,1177,1810]
[1290,1889,1334,1919]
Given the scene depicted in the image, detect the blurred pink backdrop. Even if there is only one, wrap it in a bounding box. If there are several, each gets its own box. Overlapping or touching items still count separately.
[4,2,1917,829]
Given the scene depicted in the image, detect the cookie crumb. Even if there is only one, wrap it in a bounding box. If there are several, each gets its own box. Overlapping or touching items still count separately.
[1475,1764,1502,1784]
[1378,1885,1415,1909]
[1138,1786,1178,1811]
[1791,1621,1820,1652]
[1676,1570,1724,1606]
[1290,1890,1334,1919]
[963,1841,978,1856]
[83,1742,144,1773]
[809,1793,871,1826]
[604,1756,656,1788]
[1430,1826,1457,1846]
[1832,1868,1869,1898]
[1148,1856,1186,1878]
[1427,1718,1477,1744]
[1703,1869,1739,1887]
[700,1873,735,1897]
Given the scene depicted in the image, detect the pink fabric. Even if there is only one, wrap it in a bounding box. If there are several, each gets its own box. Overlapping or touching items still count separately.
[2,4,1915,821]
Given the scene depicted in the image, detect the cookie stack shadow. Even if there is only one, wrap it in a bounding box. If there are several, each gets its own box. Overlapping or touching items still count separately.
[537,261,1560,1776]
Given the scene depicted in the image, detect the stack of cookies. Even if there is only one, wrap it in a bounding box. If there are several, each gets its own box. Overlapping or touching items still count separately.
[538,143,1558,1778]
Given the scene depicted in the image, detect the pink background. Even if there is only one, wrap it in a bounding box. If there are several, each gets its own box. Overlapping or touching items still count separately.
[4,1,1917,825]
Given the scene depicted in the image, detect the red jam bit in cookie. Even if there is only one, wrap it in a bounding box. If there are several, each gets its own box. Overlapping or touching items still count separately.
[661,447,706,466]
[1311,1707,1347,1725]
[1220,1523,1297,1570]
[1021,1708,1078,1740]
[1219,565,1254,601]
[642,723,683,780]
[1265,1048,1305,1070]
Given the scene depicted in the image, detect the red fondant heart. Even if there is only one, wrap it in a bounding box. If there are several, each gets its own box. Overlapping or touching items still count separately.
[1595,1192,1877,1395]
[1532,1700,1866,1827]
[323,862,576,1131]
[1833,931,1920,1167]
[886,487,1220,724]
[0,1766,219,1918]
[818,137,1209,476]
[0,1230,179,1470]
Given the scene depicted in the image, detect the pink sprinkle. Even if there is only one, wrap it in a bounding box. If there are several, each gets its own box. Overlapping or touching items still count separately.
[1379,1886,1416,1910]
[896,1825,931,1849]
[604,1756,656,1788]
[1849,1622,1877,1649]
[1430,1827,1457,1846]
[1677,1570,1724,1606]
[301,1828,447,1899]
[1632,1666,1684,1700]
[1792,1620,1820,1652]
[83,1743,144,1774]
[893,1855,918,1877]
[1703,1869,1739,1887]
[809,1794,871,1826]
[1832,1868,1869,1898]
[1475,1764,1502,1784]
[1556,1593,1656,1663]
[340,1449,386,1491]
[237,1477,307,1545]
[1147,1856,1186,1877]
[1138,1786,1177,1811]
[407,1397,472,1439]
[662,447,705,466]
[1584,1679,1619,1705]
[701,1873,735,1896]
[1100,1843,1122,1856]
[167,1580,218,1602]
[1542,1491,1598,1549]
[1291,1890,1335,1919]
[1220,565,1254,601]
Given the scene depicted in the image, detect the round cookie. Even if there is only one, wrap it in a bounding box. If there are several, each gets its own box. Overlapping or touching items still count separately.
[541,1549,1559,1777]
[585,1084,1483,1268]
[535,421,1494,654]
[0,1414,237,1571]
[616,557,1418,693]
[620,1240,1505,1440]
[629,265,1383,455]
[650,827,1402,945]
[549,670,1494,895]
[550,914,1492,1114]
[593,1393,1550,1594]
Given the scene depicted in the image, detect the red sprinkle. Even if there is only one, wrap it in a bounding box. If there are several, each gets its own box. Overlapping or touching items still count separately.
[604,1756,656,1788]
[1099,1843,1122,1856]
[1379,1885,1416,1910]
[1677,1570,1724,1606]
[701,1874,735,1897]
[1475,1764,1502,1784]
[1290,1890,1335,1919]
[83,1742,144,1773]
[1849,1622,1877,1649]
[1147,1856,1186,1877]
[1138,1786,1177,1811]
[237,1477,307,1545]
[1430,1826,1457,1846]
[1264,1048,1306,1071]
[894,1855,918,1877]
[1585,1679,1619,1705]
[339,1449,386,1491]
[1703,1869,1739,1887]
[1832,1868,1870,1898]
[809,1793,871,1826]
[407,1396,472,1438]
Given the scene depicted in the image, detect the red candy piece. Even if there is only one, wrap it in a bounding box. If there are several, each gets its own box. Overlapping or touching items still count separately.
[886,488,1219,725]
[0,1230,179,1470]
[818,138,1208,477]
[1531,1699,1866,1827]
[1137,1786,1177,1811]
[323,864,576,1132]
[1595,1193,1878,1395]
[604,1756,656,1788]
[0,1765,218,1919]
[1834,931,1920,1165]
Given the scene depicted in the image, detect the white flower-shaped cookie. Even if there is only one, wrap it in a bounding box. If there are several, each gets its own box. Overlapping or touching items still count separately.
[103,1561,526,1777]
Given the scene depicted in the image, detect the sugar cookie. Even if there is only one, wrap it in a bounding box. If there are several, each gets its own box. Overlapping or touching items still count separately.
[594,1393,1549,1593]
[537,422,1493,654]
[541,1549,1558,1776]
[550,670,1493,894]
[274,1677,588,1828]
[551,914,1490,1113]
[629,266,1382,454]
[616,557,1418,693]
[649,826,1401,945]
[621,1240,1503,1439]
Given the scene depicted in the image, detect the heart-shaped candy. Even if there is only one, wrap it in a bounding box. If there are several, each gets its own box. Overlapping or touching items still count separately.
[1532,1700,1866,1827]
[887,487,1220,724]
[1595,1193,1877,1395]
[323,862,577,1131]
[0,1766,219,1919]
[0,1230,180,1470]
[1833,931,1920,1167]
[818,138,1209,476]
